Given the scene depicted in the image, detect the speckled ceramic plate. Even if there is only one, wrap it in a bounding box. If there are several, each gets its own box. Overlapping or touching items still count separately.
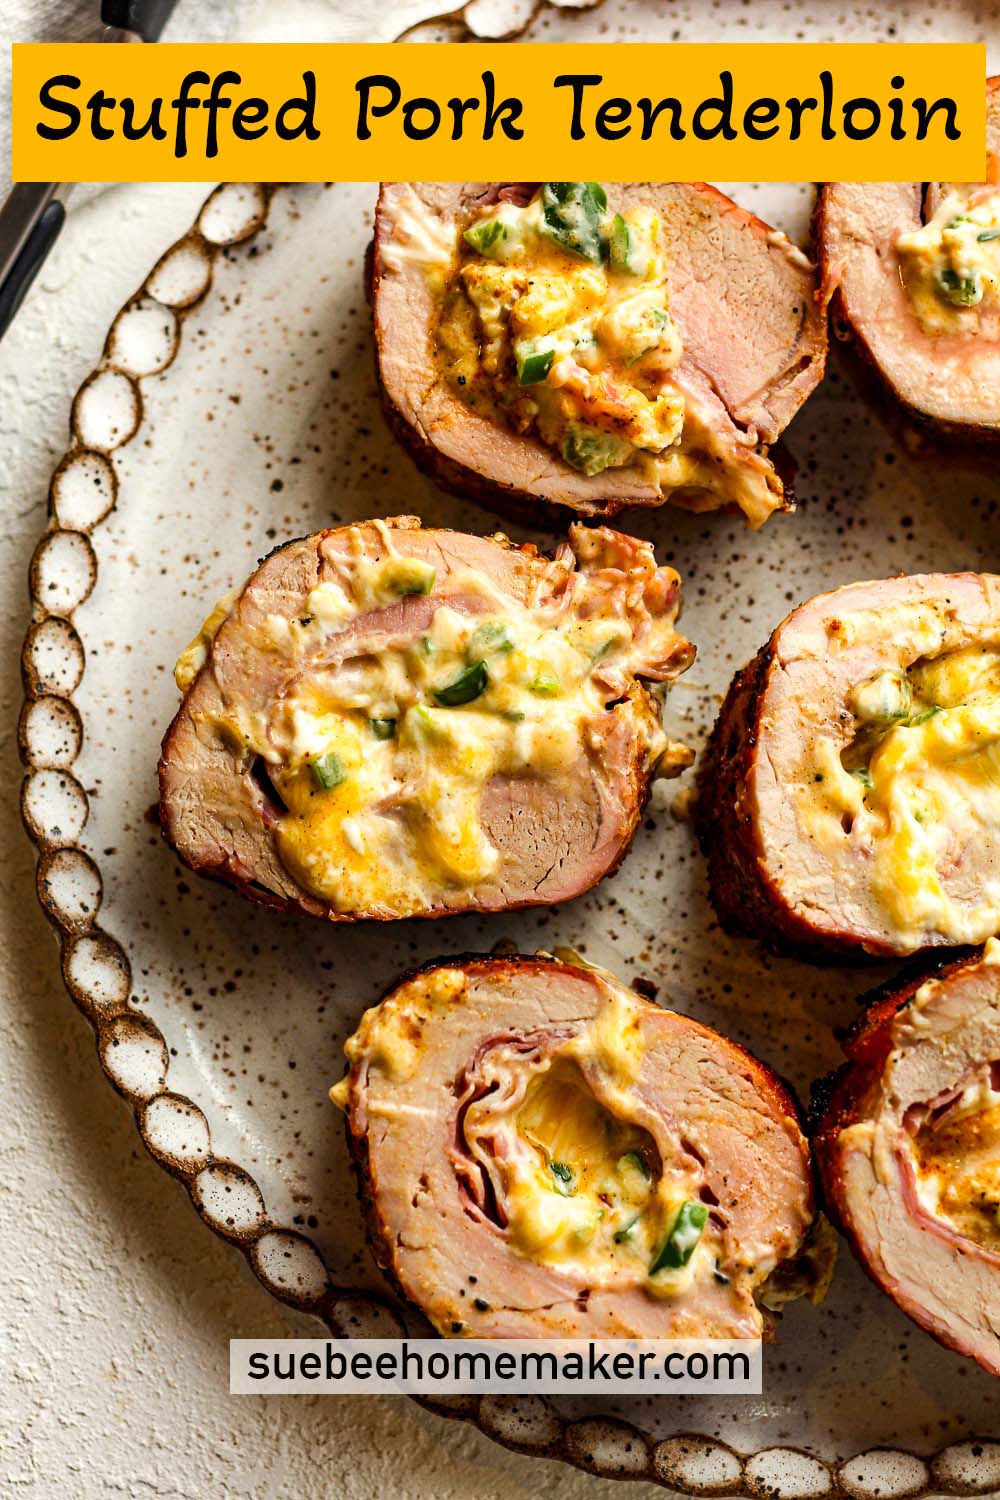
[19,0,1000,1492]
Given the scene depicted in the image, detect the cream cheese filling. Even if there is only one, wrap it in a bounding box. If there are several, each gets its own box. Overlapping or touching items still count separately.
[397,184,784,527]
[897,184,1000,333]
[795,639,1000,948]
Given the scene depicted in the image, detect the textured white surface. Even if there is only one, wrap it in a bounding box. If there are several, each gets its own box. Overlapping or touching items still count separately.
[0,178,646,1497]
[7,3,1000,1495]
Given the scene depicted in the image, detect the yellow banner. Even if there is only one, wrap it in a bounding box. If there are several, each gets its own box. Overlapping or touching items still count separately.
[11,41,987,183]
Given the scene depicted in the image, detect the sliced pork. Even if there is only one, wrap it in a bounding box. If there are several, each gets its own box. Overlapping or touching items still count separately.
[332,955,815,1339]
[697,573,1000,959]
[814,943,1000,1376]
[159,517,694,922]
[373,182,826,529]
[818,80,1000,434]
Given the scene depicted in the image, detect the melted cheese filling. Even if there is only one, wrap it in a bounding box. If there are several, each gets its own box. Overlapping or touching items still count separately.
[462,1000,710,1295]
[798,642,1000,947]
[439,192,683,468]
[425,185,780,527]
[187,537,688,918]
[912,1064,1000,1253]
[897,185,1000,333]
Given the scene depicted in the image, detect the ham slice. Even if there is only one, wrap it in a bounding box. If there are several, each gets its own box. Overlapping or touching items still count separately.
[372,182,826,527]
[335,955,815,1339]
[814,944,1000,1376]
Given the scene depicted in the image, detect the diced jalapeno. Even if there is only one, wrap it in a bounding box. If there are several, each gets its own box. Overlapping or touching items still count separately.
[938,267,983,307]
[608,213,632,271]
[561,425,628,476]
[530,673,560,697]
[618,1150,651,1180]
[434,659,488,707]
[540,181,608,264]
[550,1161,575,1196]
[614,1214,641,1244]
[464,217,508,256]
[516,340,556,385]
[390,559,436,596]
[369,717,397,740]
[850,766,873,789]
[907,705,944,726]
[469,622,514,658]
[310,751,347,790]
[591,629,628,662]
[649,1199,708,1274]
[978,228,1000,242]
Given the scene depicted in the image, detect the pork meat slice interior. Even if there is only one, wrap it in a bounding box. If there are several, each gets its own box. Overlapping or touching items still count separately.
[333,955,816,1339]
[374,182,826,527]
[159,517,694,922]
[698,572,1000,958]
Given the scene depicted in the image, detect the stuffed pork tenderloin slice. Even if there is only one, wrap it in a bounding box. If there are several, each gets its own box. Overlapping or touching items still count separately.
[818,79,1000,435]
[158,517,694,922]
[332,956,816,1339]
[814,941,1000,1376]
[697,571,1000,959]
[373,181,827,531]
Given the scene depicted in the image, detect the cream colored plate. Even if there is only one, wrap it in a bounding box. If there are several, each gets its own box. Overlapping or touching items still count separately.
[19,0,1000,1491]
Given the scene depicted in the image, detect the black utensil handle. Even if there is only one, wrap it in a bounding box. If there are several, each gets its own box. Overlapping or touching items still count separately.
[0,200,66,341]
[100,0,179,42]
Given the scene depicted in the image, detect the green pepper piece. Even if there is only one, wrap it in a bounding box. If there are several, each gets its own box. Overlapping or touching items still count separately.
[608,213,632,271]
[850,766,873,789]
[938,267,983,306]
[540,181,608,263]
[614,1214,641,1244]
[649,1200,708,1274]
[310,751,347,790]
[464,217,507,256]
[978,228,1000,242]
[369,717,397,740]
[530,673,560,697]
[608,213,647,275]
[618,1150,651,1180]
[469,622,514,658]
[561,424,627,476]
[434,660,488,707]
[550,1161,575,1195]
[516,341,556,385]
[391,560,436,596]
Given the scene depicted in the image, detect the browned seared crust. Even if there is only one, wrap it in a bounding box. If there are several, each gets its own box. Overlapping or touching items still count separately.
[372,181,826,527]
